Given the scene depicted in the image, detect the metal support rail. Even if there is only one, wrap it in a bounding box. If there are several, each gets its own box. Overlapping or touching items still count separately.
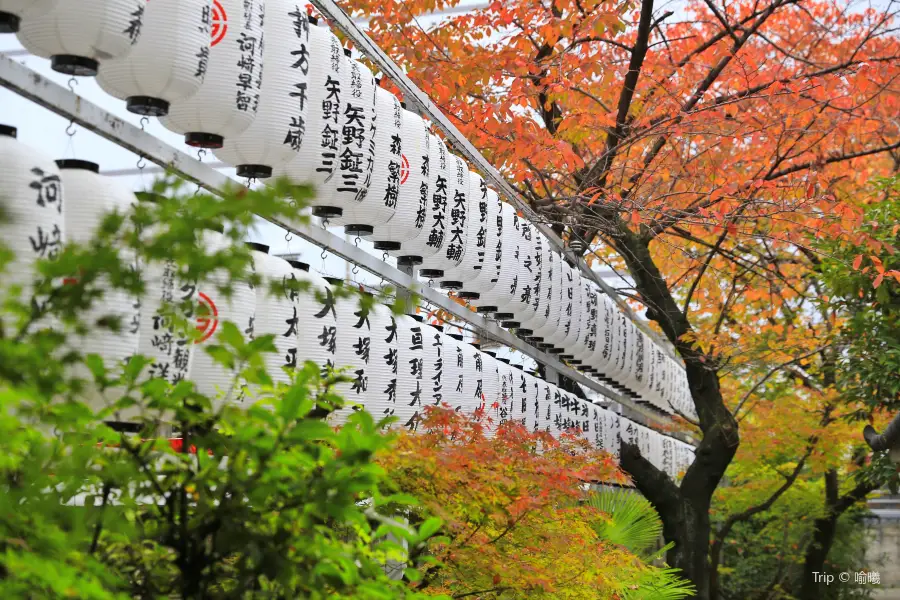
[308,0,682,365]
[0,54,691,439]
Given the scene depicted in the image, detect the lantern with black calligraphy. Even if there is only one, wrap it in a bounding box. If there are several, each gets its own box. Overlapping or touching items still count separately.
[323,53,377,217]
[619,416,637,450]
[357,302,398,422]
[494,217,538,334]
[559,275,586,363]
[459,186,501,303]
[455,340,481,416]
[469,202,516,315]
[590,403,604,451]
[160,0,265,145]
[660,434,675,478]
[532,249,563,350]
[495,359,515,428]
[396,134,449,266]
[186,230,257,404]
[535,378,553,433]
[328,280,371,418]
[371,107,430,254]
[16,0,141,76]
[442,333,465,411]
[424,322,445,408]
[544,261,574,356]
[590,294,617,384]
[603,408,620,458]
[0,125,64,325]
[549,385,566,437]
[96,0,212,116]
[521,234,550,340]
[571,277,597,369]
[467,346,487,417]
[440,172,486,290]
[296,265,337,375]
[622,320,642,398]
[420,153,468,280]
[58,160,139,384]
[479,351,500,436]
[391,314,422,431]
[243,244,299,395]
[336,83,401,235]
[518,369,537,430]
[214,2,311,178]
[273,16,344,218]
[0,0,57,34]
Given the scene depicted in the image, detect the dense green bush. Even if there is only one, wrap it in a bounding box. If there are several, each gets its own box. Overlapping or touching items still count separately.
[0,178,432,599]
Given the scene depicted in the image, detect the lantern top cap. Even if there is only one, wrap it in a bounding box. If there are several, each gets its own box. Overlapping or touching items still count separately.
[343,48,352,57]
[324,276,344,286]
[308,15,318,25]
[245,242,269,254]
[135,191,164,204]
[409,314,424,322]
[448,333,463,341]
[0,124,17,138]
[55,159,99,173]
[287,260,310,272]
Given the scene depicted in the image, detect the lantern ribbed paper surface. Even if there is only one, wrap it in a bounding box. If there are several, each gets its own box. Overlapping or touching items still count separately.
[525,234,550,336]
[274,20,344,218]
[573,278,597,365]
[421,154,469,278]
[632,329,648,399]
[0,126,64,323]
[244,248,298,392]
[549,385,565,437]
[328,58,377,217]
[440,171,485,290]
[472,203,516,312]
[391,315,421,431]
[621,320,640,394]
[214,3,310,178]
[592,294,616,377]
[188,230,256,404]
[603,409,620,458]
[531,249,562,346]
[466,193,506,310]
[545,261,574,350]
[518,370,536,430]
[59,160,139,393]
[136,257,196,386]
[591,404,604,451]
[331,289,372,415]
[460,187,501,301]
[479,353,499,435]
[458,340,481,415]
[17,0,141,76]
[468,348,488,416]
[560,274,583,358]
[441,334,465,411]
[423,323,444,407]
[296,270,337,373]
[336,86,401,233]
[536,378,553,433]
[160,0,265,145]
[96,0,212,116]
[495,217,537,327]
[495,361,514,428]
[372,109,430,251]
[362,303,398,420]
[399,134,448,264]
[0,0,57,34]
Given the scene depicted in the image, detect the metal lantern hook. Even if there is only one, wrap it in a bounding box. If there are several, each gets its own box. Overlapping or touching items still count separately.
[67,77,77,93]
[320,248,328,261]
[65,120,77,137]
[352,263,360,276]
[382,251,388,262]
[139,116,149,131]
[136,155,147,171]
[285,230,293,242]
[197,148,207,161]
[354,235,361,247]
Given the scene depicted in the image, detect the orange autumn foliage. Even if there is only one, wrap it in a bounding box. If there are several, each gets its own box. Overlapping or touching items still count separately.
[378,408,635,598]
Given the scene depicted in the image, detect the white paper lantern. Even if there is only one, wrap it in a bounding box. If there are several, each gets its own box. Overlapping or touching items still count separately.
[396,134,449,265]
[327,55,377,216]
[549,385,565,437]
[522,233,550,338]
[442,333,465,411]
[619,416,638,450]
[58,160,139,382]
[242,245,298,393]
[459,187,502,304]
[391,314,422,430]
[591,404,605,450]
[531,249,563,349]
[516,368,536,430]
[440,171,486,290]
[274,18,345,218]
[660,435,675,478]
[494,216,538,331]
[536,379,555,433]
[214,2,311,178]
[296,266,337,374]
[544,261,574,354]
[495,360,515,428]
[423,322,445,408]
[362,303,398,421]
[570,278,597,369]
[159,0,265,144]
[96,0,212,116]
[336,85,401,234]
[456,340,481,416]
[329,282,372,415]
[187,230,257,404]
[371,109,430,253]
[420,153,469,279]
[0,125,64,324]
[591,294,617,381]
[559,274,585,362]
[470,202,516,315]
[0,0,57,34]
[17,0,141,76]
[603,408,620,458]
[479,352,500,434]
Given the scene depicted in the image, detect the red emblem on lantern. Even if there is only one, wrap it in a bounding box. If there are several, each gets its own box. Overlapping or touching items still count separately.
[399,154,410,185]
[195,292,219,343]
[210,0,228,47]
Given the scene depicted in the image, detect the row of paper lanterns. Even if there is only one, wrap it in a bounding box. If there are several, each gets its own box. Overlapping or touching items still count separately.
[0,0,696,418]
[0,126,696,475]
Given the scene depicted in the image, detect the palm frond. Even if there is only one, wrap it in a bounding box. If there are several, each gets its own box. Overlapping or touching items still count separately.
[587,487,663,557]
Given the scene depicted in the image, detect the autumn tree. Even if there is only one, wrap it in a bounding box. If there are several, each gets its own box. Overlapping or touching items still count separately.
[341,0,900,596]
